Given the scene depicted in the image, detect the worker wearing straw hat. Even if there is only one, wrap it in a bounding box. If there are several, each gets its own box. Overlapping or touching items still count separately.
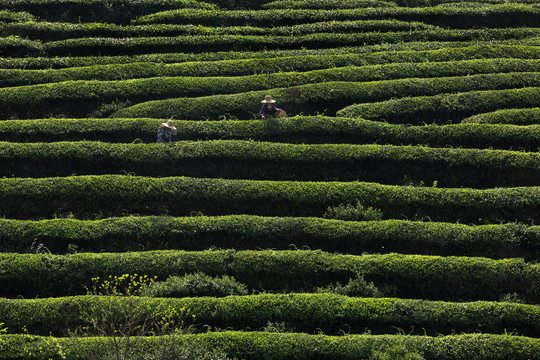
[157,119,177,143]
[259,95,286,119]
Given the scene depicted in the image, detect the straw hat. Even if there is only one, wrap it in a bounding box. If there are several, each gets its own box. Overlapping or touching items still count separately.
[261,95,276,104]
[162,119,177,131]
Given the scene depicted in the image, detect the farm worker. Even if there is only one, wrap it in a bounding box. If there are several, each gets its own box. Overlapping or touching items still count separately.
[259,95,286,119]
[157,119,177,143]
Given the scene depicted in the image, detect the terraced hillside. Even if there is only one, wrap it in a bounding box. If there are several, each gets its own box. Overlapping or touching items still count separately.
[0,0,539,359]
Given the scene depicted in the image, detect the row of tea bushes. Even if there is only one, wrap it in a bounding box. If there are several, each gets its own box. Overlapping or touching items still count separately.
[1,117,539,151]
[2,332,540,360]
[0,175,539,222]
[262,0,540,8]
[0,19,438,41]
[1,294,539,336]
[262,0,400,9]
[1,215,537,258]
[337,86,540,123]
[134,5,540,27]
[2,56,538,87]
[463,107,540,125]
[6,63,540,108]
[0,9,35,22]
[109,75,540,120]
[3,28,539,57]
[1,140,538,187]
[1,250,538,300]
[0,41,533,69]
[0,0,216,24]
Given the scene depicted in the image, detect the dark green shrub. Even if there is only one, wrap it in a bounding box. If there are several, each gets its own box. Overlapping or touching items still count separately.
[2,294,540,337]
[1,42,536,70]
[462,107,540,125]
[317,273,383,297]
[1,140,538,187]
[324,202,384,221]
[0,175,538,223]
[337,87,540,124]
[140,272,248,297]
[1,216,537,259]
[110,73,540,120]
[0,250,538,302]
[135,5,540,28]
[0,0,216,24]
[2,332,540,360]
[0,117,538,152]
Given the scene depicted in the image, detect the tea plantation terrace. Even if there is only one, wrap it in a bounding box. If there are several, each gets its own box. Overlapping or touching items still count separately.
[0,0,538,358]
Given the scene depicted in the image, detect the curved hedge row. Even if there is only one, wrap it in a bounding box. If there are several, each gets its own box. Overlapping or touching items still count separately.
[0,41,531,69]
[336,87,540,124]
[0,0,216,24]
[0,9,35,22]
[1,294,539,336]
[2,55,538,88]
[1,140,538,187]
[1,215,538,258]
[109,73,540,120]
[463,107,540,125]
[0,175,538,222]
[0,250,539,300]
[4,69,540,119]
[263,0,540,9]
[262,0,399,9]
[0,20,437,42]
[135,5,540,27]
[2,332,540,360]
[6,28,539,57]
[1,117,538,151]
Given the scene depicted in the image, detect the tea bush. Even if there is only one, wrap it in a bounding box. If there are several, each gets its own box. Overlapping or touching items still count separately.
[0,250,538,302]
[109,73,540,120]
[1,294,539,337]
[1,216,537,258]
[462,107,540,125]
[1,117,538,151]
[2,332,540,360]
[1,141,539,187]
[1,42,535,69]
[135,5,540,28]
[337,86,540,123]
[140,272,248,297]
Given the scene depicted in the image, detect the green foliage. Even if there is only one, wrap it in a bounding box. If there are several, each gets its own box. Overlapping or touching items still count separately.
[0,140,538,188]
[462,107,540,125]
[337,86,540,124]
[0,175,538,223]
[0,117,538,152]
[0,216,537,258]
[0,42,535,69]
[2,45,540,88]
[0,19,437,42]
[324,201,384,221]
[0,0,216,24]
[370,345,425,360]
[110,73,540,120]
[2,294,540,337]
[86,274,157,296]
[0,10,35,22]
[1,332,540,360]
[3,27,538,61]
[5,63,540,119]
[135,5,540,28]
[140,272,248,297]
[262,0,398,9]
[0,250,538,302]
[317,273,383,297]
